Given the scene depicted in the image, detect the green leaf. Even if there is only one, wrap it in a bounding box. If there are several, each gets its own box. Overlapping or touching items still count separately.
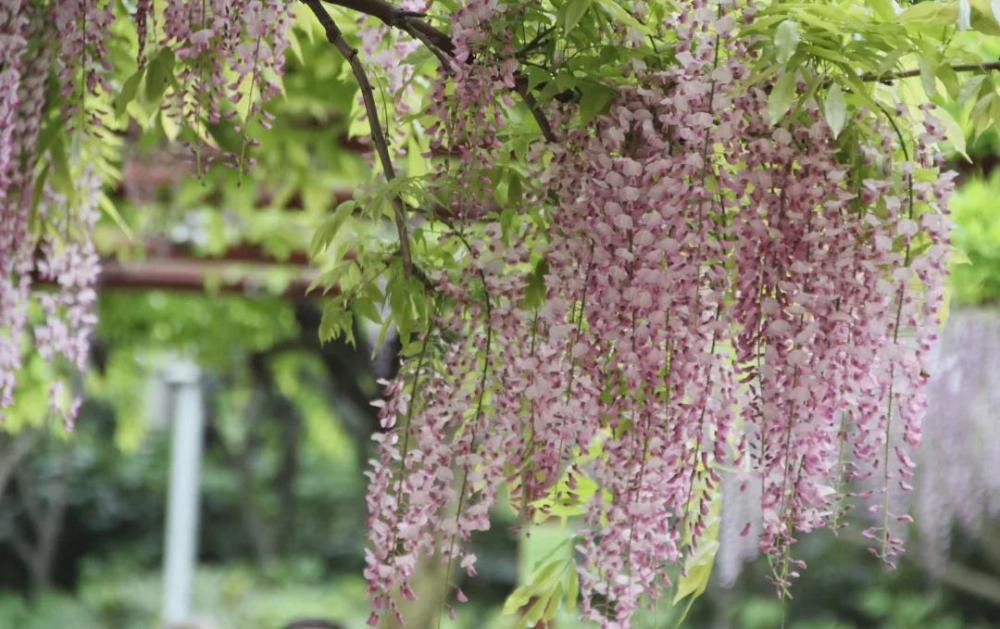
[867,0,897,20]
[672,544,718,605]
[823,83,847,139]
[310,201,355,255]
[579,82,617,124]
[524,590,554,625]
[594,0,652,35]
[542,583,563,622]
[971,0,1000,33]
[320,301,355,345]
[144,48,176,105]
[48,137,75,202]
[959,75,988,106]
[98,194,134,241]
[354,297,382,324]
[935,107,970,162]
[387,274,417,344]
[114,67,145,118]
[971,91,995,133]
[991,92,1000,134]
[288,29,305,66]
[508,171,523,206]
[917,56,939,100]
[936,64,961,101]
[767,71,797,126]
[407,133,427,177]
[522,258,548,309]
[898,1,958,26]
[565,566,579,613]
[35,117,65,158]
[774,20,800,65]
[159,110,180,142]
[563,0,592,33]
[502,583,540,615]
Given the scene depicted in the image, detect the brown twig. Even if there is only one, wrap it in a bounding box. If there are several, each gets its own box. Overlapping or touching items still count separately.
[324,0,454,55]
[863,61,1000,83]
[321,0,558,143]
[515,76,557,144]
[304,0,414,276]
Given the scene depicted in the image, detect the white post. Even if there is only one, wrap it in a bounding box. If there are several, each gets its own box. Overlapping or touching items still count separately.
[162,360,204,628]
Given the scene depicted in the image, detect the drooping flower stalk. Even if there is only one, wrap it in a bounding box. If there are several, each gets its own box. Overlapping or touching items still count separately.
[361,1,953,625]
[162,0,291,170]
[0,1,961,626]
[0,0,32,414]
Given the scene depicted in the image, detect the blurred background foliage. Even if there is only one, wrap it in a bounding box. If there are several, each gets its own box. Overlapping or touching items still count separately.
[5,2,1000,629]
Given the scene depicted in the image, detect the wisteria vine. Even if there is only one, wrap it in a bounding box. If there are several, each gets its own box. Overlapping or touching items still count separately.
[0,0,291,423]
[359,0,953,626]
[0,0,968,627]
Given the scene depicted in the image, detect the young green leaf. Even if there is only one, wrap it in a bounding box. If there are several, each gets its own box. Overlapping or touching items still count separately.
[917,57,940,100]
[970,0,1000,32]
[595,0,652,35]
[824,83,847,138]
[898,1,958,26]
[310,201,355,255]
[563,0,592,33]
[934,107,970,162]
[767,71,797,126]
[867,0,897,20]
[774,20,800,65]
[579,82,617,124]
[144,48,176,104]
[114,67,145,117]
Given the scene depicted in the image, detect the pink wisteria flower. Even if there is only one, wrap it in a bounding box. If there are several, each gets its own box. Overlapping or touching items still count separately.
[361,0,952,626]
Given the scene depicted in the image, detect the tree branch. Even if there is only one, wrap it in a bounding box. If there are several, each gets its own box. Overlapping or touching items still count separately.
[323,0,454,56]
[320,0,558,143]
[514,76,557,143]
[303,0,415,277]
[863,61,1000,83]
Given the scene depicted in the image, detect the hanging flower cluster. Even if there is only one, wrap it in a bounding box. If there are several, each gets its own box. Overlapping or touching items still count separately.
[0,0,961,625]
[32,174,103,429]
[1,3,101,426]
[363,2,526,623]
[161,0,292,166]
[717,310,1000,586]
[363,0,953,625]
[358,1,431,113]
[0,0,33,413]
[1,0,295,424]
[53,0,114,132]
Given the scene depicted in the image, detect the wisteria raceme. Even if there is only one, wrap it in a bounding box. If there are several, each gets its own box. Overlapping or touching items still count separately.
[33,174,103,429]
[717,310,1000,587]
[135,0,153,67]
[54,0,114,131]
[0,3,99,426]
[358,0,430,118]
[0,0,963,625]
[0,0,30,414]
[0,0,292,420]
[364,6,524,620]
[362,0,953,626]
[161,0,292,167]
